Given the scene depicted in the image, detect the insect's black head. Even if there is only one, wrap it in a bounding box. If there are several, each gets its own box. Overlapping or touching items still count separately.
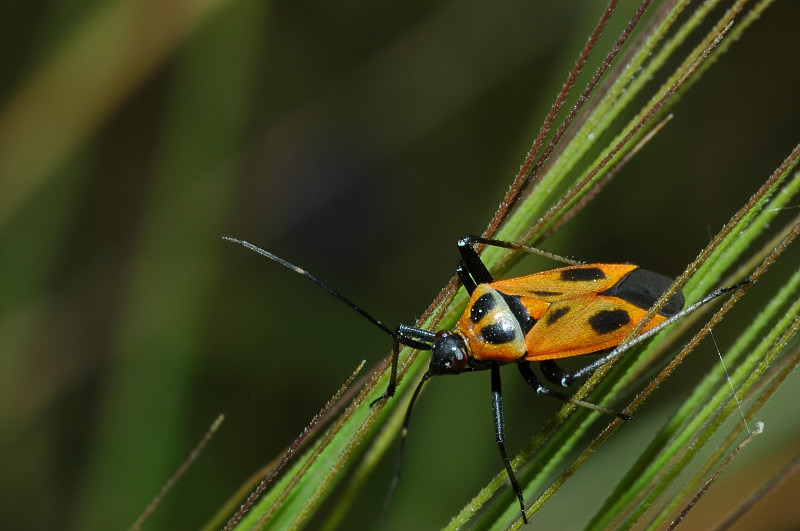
[429,331,469,375]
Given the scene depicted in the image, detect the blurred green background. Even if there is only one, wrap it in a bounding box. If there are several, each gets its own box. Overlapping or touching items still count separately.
[1,1,799,529]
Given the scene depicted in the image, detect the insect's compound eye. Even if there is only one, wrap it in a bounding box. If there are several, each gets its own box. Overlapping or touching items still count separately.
[429,332,469,374]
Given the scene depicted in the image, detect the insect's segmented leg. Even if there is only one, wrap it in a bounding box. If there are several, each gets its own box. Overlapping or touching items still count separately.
[455,261,477,294]
[539,359,570,388]
[517,362,632,421]
[459,235,582,268]
[457,236,494,285]
[371,336,403,406]
[520,360,560,394]
[490,363,529,524]
[371,325,434,407]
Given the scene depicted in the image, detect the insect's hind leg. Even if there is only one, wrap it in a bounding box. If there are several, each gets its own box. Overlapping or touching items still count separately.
[518,361,631,421]
[539,359,578,389]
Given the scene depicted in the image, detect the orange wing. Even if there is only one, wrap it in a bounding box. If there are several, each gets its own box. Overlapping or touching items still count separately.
[489,264,639,303]
[521,294,667,361]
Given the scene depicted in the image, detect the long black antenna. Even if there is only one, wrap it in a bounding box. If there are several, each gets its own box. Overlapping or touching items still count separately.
[223,236,397,338]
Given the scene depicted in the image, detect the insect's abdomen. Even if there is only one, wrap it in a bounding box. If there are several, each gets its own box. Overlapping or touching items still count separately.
[456,284,548,362]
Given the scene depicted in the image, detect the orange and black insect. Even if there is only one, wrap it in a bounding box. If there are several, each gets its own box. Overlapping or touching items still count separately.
[224,234,747,524]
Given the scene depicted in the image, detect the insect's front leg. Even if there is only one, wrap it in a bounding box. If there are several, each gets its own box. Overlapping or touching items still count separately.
[370,335,402,407]
[371,325,436,407]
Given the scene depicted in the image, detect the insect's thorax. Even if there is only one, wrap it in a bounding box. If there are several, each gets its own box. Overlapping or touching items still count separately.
[456,284,546,363]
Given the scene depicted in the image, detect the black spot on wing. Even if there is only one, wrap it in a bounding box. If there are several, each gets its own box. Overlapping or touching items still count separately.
[588,309,631,334]
[532,290,563,297]
[600,268,685,317]
[546,306,570,325]
[470,293,495,323]
[499,292,536,334]
[561,267,606,281]
[481,322,517,344]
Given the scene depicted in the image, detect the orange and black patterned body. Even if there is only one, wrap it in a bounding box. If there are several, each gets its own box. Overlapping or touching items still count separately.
[455,263,685,364]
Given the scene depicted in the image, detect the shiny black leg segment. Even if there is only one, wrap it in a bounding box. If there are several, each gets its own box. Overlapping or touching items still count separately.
[546,349,617,388]
[457,236,494,285]
[456,261,477,294]
[490,363,528,524]
[517,362,632,421]
[539,360,570,388]
[371,325,434,407]
[371,345,419,407]
[517,362,553,395]
[370,336,403,407]
[518,361,587,408]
